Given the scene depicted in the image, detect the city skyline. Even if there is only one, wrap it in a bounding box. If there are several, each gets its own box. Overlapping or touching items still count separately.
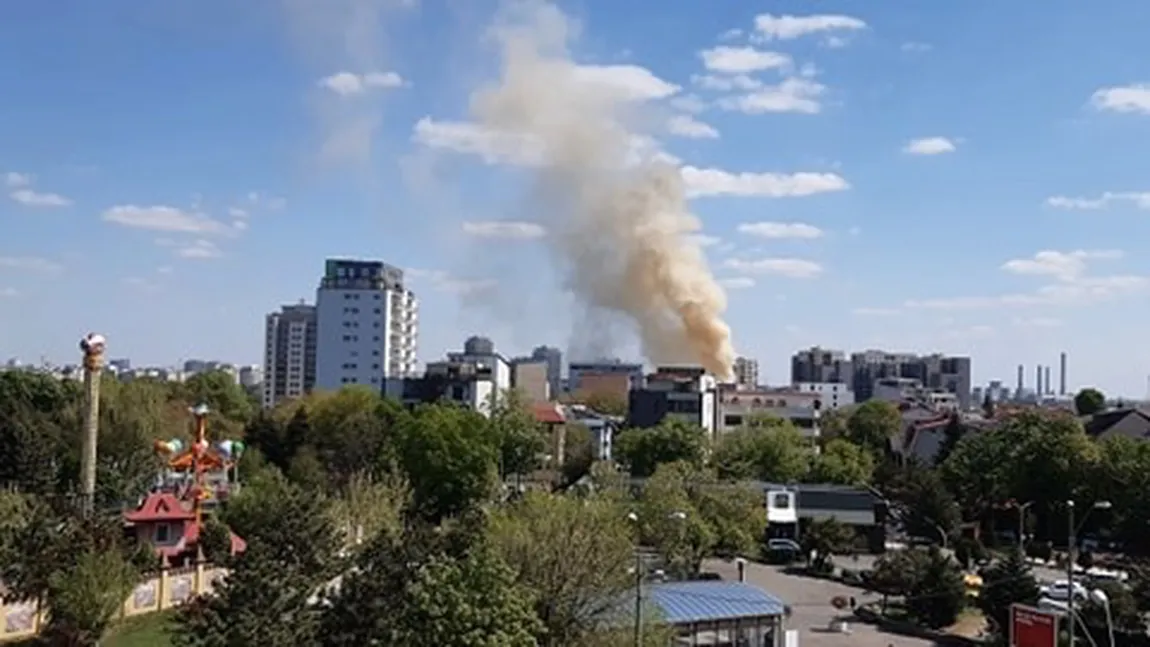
[3,2,1150,396]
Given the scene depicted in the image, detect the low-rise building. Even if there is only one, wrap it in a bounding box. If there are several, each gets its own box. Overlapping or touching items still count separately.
[627,366,718,436]
[717,387,821,437]
[792,382,855,409]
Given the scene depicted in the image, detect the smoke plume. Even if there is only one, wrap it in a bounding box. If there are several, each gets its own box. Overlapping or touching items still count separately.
[470,1,736,380]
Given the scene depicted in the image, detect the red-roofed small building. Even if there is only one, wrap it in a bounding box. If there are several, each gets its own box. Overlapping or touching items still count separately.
[125,492,245,563]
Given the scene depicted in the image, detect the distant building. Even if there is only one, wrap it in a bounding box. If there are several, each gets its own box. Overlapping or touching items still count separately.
[510,358,550,403]
[531,345,563,399]
[571,372,632,405]
[238,365,262,389]
[733,357,760,389]
[314,258,419,391]
[793,382,855,410]
[263,303,317,409]
[717,387,821,437]
[568,359,644,392]
[627,366,718,436]
[386,338,511,416]
[850,351,972,410]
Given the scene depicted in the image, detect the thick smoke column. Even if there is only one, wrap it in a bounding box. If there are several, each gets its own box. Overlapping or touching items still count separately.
[471,1,736,380]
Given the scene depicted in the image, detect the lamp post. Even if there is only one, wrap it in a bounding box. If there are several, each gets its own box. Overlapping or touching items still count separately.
[629,510,688,647]
[1066,500,1111,646]
[1016,500,1035,553]
[1089,589,1116,647]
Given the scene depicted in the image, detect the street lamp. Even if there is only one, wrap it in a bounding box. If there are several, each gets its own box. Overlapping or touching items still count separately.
[1015,500,1035,553]
[629,510,687,647]
[1089,588,1116,647]
[1066,499,1111,647]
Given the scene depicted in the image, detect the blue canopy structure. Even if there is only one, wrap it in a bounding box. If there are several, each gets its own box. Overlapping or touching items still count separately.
[644,581,787,625]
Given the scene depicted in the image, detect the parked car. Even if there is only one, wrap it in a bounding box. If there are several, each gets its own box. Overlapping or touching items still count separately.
[1039,580,1088,601]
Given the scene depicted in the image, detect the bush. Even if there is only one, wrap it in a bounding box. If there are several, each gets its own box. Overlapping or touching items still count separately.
[1077,550,1095,569]
[839,569,864,586]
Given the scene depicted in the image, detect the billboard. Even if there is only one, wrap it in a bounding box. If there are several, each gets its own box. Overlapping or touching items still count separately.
[1010,604,1059,647]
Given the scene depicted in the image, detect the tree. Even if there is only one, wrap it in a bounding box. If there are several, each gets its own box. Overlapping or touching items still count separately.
[321,521,540,647]
[392,404,500,521]
[689,477,765,559]
[306,388,401,488]
[580,392,627,417]
[808,438,874,485]
[933,413,966,466]
[1080,580,1146,636]
[490,390,547,480]
[800,518,853,573]
[615,419,708,478]
[488,492,637,645]
[181,369,254,424]
[0,411,61,495]
[327,471,409,548]
[41,547,140,646]
[816,407,850,441]
[1074,387,1106,416]
[977,548,1039,638]
[638,463,715,576]
[174,477,342,646]
[712,424,809,482]
[904,547,965,629]
[891,461,961,544]
[846,400,902,457]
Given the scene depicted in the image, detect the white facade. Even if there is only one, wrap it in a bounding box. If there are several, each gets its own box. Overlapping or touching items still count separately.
[733,357,760,389]
[717,388,821,437]
[263,304,317,409]
[793,382,855,409]
[314,259,419,392]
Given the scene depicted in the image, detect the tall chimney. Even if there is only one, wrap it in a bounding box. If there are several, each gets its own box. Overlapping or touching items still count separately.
[1016,364,1024,397]
[1036,365,1043,398]
[1059,353,1067,396]
[1044,366,1052,395]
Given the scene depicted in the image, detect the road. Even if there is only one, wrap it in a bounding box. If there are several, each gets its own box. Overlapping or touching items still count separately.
[704,559,940,647]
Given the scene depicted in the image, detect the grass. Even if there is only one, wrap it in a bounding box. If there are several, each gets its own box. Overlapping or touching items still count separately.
[102,610,176,647]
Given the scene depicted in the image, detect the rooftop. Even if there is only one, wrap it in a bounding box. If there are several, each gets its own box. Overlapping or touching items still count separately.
[643,581,787,624]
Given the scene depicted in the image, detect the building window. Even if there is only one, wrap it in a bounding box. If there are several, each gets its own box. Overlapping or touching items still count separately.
[155,524,170,543]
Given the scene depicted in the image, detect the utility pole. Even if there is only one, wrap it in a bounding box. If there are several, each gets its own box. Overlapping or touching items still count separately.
[1066,500,1075,647]
[79,333,107,516]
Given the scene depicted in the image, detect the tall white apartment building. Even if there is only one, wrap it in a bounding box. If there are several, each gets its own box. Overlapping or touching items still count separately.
[263,303,317,408]
[314,258,418,392]
[733,356,760,389]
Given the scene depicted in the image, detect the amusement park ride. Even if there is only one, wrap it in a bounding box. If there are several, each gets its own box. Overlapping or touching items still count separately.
[124,404,247,562]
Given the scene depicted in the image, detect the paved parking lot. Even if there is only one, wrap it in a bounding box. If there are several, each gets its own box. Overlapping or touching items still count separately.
[703,559,939,647]
[830,552,1066,583]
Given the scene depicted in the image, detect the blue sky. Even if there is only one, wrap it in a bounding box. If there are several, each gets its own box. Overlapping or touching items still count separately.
[3,0,1150,396]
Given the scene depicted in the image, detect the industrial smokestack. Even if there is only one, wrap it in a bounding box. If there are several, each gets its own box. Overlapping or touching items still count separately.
[1059,353,1067,396]
[1044,366,1051,395]
[1016,364,1024,397]
[1036,364,1042,398]
[79,333,106,515]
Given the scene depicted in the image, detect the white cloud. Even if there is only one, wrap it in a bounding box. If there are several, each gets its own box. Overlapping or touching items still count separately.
[1012,316,1062,328]
[4,172,31,188]
[753,13,867,41]
[719,277,756,290]
[698,46,792,74]
[905,275,1148,310]
[318,71,405,96]
[1001,249,1121,281]
[102,205,232,235]
[407,268,497,295]
[666,115,719,139]
[723,257,823,278]
[716,77,825,114]
[0,287,16,298]
[228,207,249,219]
[176,239,222,259]
[669,94,707,114]
[737,221,824,239]
[461,220,546,240]
[901,42,932,53]
[0,256,63,273]
[692,74,762,92]
[571,64,680,102]
[1090,84,1150,115]
[1045,191,1150,211]
[903,137,957,155]
[10,188,71,207]
[852,307,899,316]
[682,167,848,198]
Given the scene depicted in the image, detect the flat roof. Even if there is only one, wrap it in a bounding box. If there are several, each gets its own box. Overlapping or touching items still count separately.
[645,581,787,624]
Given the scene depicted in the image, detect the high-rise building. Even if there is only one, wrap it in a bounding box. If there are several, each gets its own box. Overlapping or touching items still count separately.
[531,345,563,398]
[1059,352,1067,396]
[790,347,851,385]
[314,259,419,392]
[733,356,760,389]
[263,303,317,408]
[511,359,550,402]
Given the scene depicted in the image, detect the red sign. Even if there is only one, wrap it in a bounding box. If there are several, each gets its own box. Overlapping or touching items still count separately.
[1010,604,1059,647]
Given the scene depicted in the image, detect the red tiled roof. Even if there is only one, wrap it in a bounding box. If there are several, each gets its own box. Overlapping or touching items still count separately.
[533,402,566,424]
[184,522,247,555]
[124,492,195,523]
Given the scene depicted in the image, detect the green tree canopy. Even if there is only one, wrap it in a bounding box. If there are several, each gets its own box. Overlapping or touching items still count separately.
[615,419,708,478]
[1074,387,1106,416]
[808,438,874,485]
[712,423,809,482]
[845,400,902,456]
